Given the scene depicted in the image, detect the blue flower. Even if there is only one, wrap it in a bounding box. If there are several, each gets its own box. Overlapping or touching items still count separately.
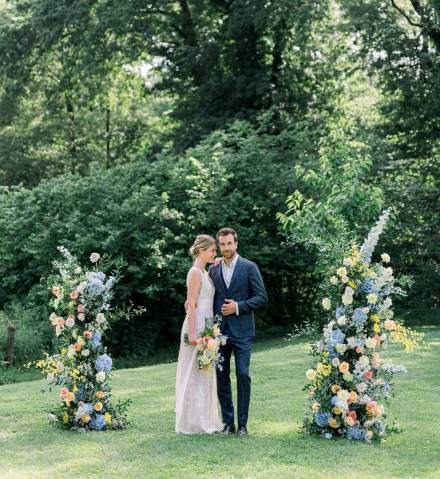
[324,432,333,439]
[346,427,366,441]
[91,331,102,350]
[95,354,112,373]
[89,414,106,431]
[315,412,331,427]
[330,396,339,406]
[353,308,368,326]
[75,386,86,402]
[361,278,375,294]
[85,272,107,296]
[331,329,345,346]
[335,306,345,319]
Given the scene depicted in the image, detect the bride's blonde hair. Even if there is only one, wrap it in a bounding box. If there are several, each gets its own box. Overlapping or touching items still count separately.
[189,234,216,259]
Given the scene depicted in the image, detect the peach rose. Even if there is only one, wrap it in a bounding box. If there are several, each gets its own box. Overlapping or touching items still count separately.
[74,342,82,352]
[70,290,79,300]
[339,362,350,374]
[364,370,373,380]
[84,331,93,339]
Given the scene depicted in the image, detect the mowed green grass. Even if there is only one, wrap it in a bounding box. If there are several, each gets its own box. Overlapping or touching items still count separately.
[1,326,439,479]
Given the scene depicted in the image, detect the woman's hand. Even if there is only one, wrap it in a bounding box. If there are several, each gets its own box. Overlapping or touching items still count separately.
[188,333,198,346]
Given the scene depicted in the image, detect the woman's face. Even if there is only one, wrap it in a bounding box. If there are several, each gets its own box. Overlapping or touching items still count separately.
[201,244,217,263]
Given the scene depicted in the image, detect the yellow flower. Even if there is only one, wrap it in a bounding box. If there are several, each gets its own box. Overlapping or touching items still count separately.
[73,385,78,393]
[370,314,380,323]
[63,412,69,423]
[329,418,339,428]
[373,323,381,334]
[104,412,112,424]
[348,280,357,289]
[339,362,350,374]
[311,402,320,412]
[81,414,91,424]
[331,384,341,394]
[332,407,343,415]
[96,390,105,399]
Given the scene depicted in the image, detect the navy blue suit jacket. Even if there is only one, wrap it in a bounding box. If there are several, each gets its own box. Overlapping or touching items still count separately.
[209,256,268,338]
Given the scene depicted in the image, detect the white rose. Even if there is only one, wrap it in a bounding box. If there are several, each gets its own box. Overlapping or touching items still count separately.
[342,295,353,305]
[381,253,390,263]
[343,258,354,267]
[365,338,376,349]
[322,298,331,310]
[66,317,75,328]
[306,369,317,381]
[341,276,349,284]
[46,373,55,383]
[359,355,370,367]
[74,266,82,274]
[337,389,350,401]
[347,337,357,348]
[367,293,378,304]
[337,315,347,326]
[78,313,85,321]
[331,357,340,367]
[330,276,339,285]
[96,371,106,383]
[96,313,106,324]
[81,349,90,357]
[335,343,347,353]
[337,267,348,277]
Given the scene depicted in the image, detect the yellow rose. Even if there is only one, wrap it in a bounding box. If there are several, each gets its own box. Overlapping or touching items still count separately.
[370,314,380,322]
[329,418,339,428]
[94,402,103,412]
[311,402,320,412]
[81,414,91,424]
[332,407,343,415]
[373,323,381,334]
[331,384,341,394]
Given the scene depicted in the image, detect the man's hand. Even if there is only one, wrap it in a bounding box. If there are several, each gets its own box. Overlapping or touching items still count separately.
[221,299,236,316]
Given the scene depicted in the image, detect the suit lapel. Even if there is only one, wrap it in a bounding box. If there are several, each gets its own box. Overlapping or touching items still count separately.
[215,263,228,292]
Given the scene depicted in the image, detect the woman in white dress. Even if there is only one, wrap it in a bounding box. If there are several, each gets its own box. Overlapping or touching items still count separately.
[175,235,223,434]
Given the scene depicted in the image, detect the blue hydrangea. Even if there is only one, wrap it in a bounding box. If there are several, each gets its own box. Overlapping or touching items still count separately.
[329,351,339,361]
[104,277,115,291]
[361,278,375,294]
[90,414,106,431]
[75,385,86,402]
[95,354,112,373]
[91,331,102,350]
[315,412,331,427]
[346,427,366,441]
[331,329,345,346]
[85,272,107,296]
[335,306,346,319]
[83,403,93,414]
[324,433,333,439]
[352,308,368,326]
[330,396,339,406]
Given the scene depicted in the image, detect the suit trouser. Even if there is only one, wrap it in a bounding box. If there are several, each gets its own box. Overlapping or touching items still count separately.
[216,322,252,427]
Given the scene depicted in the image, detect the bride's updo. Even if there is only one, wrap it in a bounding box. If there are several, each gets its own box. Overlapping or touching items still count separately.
[189,234,216,259]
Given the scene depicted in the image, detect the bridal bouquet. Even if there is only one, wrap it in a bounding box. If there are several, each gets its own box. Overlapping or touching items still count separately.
[304,210,423,442]
[185,316,227,371]
[34,247,130,430]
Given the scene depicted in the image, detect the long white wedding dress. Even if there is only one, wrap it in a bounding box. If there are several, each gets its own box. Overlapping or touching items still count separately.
[175,267,223,434]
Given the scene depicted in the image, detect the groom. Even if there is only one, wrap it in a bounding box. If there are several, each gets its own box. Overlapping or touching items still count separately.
[209,227,268,436]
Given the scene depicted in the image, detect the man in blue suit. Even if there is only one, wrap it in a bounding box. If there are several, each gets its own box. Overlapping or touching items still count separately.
[209,227,268,436]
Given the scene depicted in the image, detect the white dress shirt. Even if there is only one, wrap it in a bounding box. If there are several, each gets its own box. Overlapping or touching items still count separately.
[222,254,240,315]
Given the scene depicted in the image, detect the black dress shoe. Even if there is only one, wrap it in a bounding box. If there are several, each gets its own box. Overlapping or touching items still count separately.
[237,425,248,436]
[221,424,236,435]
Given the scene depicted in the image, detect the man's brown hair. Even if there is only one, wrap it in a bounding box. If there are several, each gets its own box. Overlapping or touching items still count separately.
[217,227,238,243]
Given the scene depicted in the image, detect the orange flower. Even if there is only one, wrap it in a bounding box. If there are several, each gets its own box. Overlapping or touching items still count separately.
[74,342,82,352]
[364,370,373,380]
[348,391,358,403]
[96,391,105,399]
[52,286,62,298]
[339,362,350,374]
[94,402,103,412]
[70,290,79,300]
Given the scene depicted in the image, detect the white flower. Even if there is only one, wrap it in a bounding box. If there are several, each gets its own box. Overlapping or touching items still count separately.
[47,413,58,423]
[336,343,347,353]
[362,307,370,314]
[337,315,347,326]
[322,298,331,310]
[367,293,378,304]
[342,294,353,305]
[55,326,62,337]
[357,382,367,393]
[56,361,64,372]
[49,313,57,325]
[327,320,335,330]
[347,337,357,348]
[343,258,354,267]
[331,357,340,367]
[78,313,85,321]
[46,373,55,383]
[66,317,75,328]
[90,252,101,263]
[365,338,376,349]
[74,266,82,274]
[359,355,370,367]
[368,271,378,279]
[343,372,353,382]
[337,267,348,277]
[337,389,350,401]
[330,276,339,285]
[96,313,106,324]
[341,276,349,284]
[306,369,317,381]
[383,297,393,309]
[96,371,106,383]
[81,349,90,357]
[381,253,390,263]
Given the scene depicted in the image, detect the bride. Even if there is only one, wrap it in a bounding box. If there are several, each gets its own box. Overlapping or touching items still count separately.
[175,235,223,434]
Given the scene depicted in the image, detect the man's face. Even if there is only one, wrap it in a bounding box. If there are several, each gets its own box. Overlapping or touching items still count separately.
[218,234,237,259]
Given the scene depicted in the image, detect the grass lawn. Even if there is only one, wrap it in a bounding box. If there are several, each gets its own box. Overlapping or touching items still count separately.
[0,325,439,479]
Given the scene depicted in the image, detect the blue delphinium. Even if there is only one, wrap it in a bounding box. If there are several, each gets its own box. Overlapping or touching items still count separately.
[91,331,102,350]
[315,412,331,427]
[95,354,113,373]
[361,278,375,294]
[90,414,106,431]
[359,209,391,264]
[335,306,345,319]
